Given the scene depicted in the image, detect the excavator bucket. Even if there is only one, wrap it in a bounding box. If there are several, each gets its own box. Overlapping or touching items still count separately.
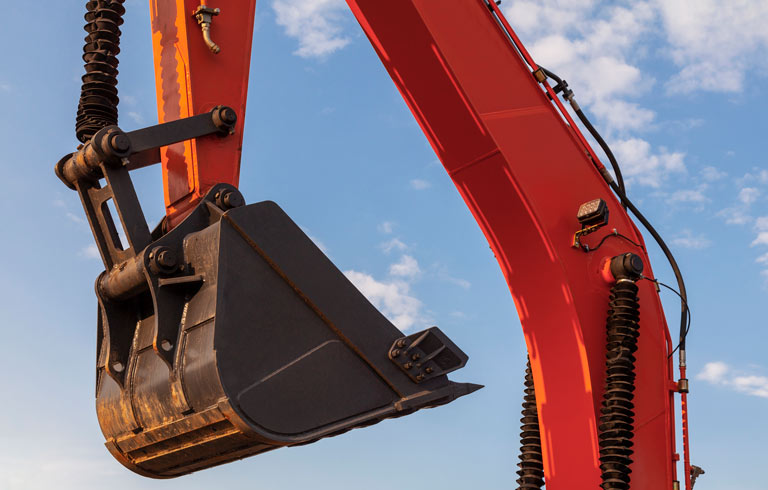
[54,117,479,478]
[94,190,479,478]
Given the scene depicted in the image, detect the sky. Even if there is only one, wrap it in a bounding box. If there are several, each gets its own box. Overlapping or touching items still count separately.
[0,0,766,488]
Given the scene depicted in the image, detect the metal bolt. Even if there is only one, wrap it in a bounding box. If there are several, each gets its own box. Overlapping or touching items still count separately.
[220,107,237,124]
[416,374,425,381]
[411,353,421,361]
[425,367,433,374]
[403,362,413,370]
[222,190,244,208]
[109,133,131,154]
[391,349,401,357]
[396,339,407,348]
[156,250,177,269]
[149,246,178,274]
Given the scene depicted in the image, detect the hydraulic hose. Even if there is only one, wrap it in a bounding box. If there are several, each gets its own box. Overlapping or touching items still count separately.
[76,0,126,143]
[538,65,689,360]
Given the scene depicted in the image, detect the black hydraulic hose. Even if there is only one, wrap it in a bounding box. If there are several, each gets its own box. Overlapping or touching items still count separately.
[538,66,627,201]
[607,180,689,356]
[76,0,126,143]
[538,66,689,357]
[574,107,627,203]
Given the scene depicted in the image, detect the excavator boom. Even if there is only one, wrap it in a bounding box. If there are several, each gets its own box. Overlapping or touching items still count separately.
[56,0,692,487]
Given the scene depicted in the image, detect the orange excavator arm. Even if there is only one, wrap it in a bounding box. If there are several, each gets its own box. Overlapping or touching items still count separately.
[57,0,694,488]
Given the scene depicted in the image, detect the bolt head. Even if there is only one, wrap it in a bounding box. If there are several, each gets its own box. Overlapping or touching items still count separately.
[149,246,178,274]
[222,191,245,208]
[156,249,177,268]
[109,133,131,154]
[220,107,237,124]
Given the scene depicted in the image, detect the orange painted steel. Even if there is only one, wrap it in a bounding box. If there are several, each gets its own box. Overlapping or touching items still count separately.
[150,0,256,228]
[344,0,678,487]
[150,0,680,487]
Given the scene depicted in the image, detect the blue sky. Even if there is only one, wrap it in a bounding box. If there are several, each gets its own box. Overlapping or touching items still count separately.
[0,1,766,488]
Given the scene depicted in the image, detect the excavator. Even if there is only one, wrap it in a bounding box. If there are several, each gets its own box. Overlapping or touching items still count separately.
[56,1,700,489]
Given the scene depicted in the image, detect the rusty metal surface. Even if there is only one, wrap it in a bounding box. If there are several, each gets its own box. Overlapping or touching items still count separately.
[94,197,480,478]
[56,109,479,478]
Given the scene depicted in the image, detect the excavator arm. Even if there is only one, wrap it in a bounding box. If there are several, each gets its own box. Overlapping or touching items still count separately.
[57,0,693,488]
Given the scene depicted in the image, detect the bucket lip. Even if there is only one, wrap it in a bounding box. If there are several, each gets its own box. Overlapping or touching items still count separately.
[104,439,174,479]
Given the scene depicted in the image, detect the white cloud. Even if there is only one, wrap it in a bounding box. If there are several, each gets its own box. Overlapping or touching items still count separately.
[700,166,727,182]
[739,187,761,205]
[501,2,688,189]
[657,0,768,94]
[753,217,768,247]
[389,254,421,278]
[79,244,100,260]
[752,233,768,247]
[127,111,144,125]
[737,170,768,187]
[612,138,685,187]
[381,238,407,254]
[697,361,729,384]
[672,230,711,250]
[516,3,657,116]
[121,94,138,106]
[717,207,751,226]
[697,361,768,398]
[756,252,768,265]
[378,221,394,234]
[441,275,471,290]
[344,270,427,331]
[273,0,351,58]
[409,179,432,190]
[591,99,655,132]
[66,212,85,224]
[667,187,708,204]
[755,217,768,232]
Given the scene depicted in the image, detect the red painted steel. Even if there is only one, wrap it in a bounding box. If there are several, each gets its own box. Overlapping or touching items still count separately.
[149,0,256,228]
[150,0,680,486]
[344,0,676,487]
[681,366,692,490]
